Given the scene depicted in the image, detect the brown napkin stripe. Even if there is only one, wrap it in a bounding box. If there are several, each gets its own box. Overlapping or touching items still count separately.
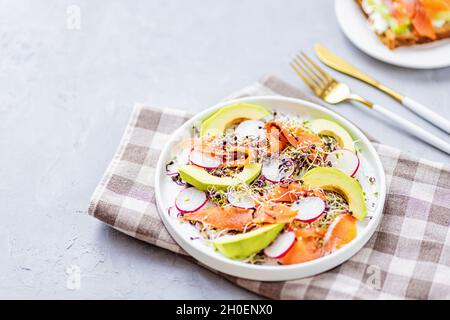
[89,105,190,254]
[88,76,450,299]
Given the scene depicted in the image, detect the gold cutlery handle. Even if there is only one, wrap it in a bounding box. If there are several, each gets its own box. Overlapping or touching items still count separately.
[375,83,404,102]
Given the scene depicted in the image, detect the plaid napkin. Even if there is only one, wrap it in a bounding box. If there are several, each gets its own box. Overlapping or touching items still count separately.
[88,75,450,300]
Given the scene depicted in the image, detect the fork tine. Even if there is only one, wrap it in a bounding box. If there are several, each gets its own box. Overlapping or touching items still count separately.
[290,61,318,94]
[292,57,322,89]
[301,52,333,82]
[296,53,327,86]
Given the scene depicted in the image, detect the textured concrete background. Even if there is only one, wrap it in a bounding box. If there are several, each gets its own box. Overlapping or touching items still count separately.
[0,0,448,299]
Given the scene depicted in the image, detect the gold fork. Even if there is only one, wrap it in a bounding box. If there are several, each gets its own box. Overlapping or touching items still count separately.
[290,52,450,154]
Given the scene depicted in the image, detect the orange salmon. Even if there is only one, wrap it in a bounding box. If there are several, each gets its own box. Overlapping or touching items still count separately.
[253,204,298,224]
[265,121,288,155]
[322,213,357,254]
[280,228,322,265]
[265,182,325,203]
[182,206,254,230]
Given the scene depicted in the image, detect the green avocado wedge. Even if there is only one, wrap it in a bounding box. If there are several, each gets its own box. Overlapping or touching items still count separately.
[302,167,367,221]
[179,163,262,191]
[200,103,271,137]
[307,119,355,152]
[212,224,285,260]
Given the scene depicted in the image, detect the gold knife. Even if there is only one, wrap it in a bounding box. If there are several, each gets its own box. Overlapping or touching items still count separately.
[314,43,450,134]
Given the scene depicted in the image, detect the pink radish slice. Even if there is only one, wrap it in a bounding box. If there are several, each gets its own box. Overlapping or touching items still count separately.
[327,149,360,177]
[264,231,296,259]
[235,120,266,140]
[262,159,295,183]
[227,191,256,209]
[166,148,190,175]
[189,150,221,169]
[175,188,207,213]
[292,197,326,223]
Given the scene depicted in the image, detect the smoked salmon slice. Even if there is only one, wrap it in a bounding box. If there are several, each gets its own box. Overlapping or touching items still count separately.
[265,122,288,155]
[294,226,326,239]
[281,126,322,149]
[265,183,307,203]
[265,120,322,153]
[421,0,450,16]
[280,237,322,264]
[253,204,298,224]
[390,0,414,24]
[280,231,322,265]
[389,0,441,39]
[413,0,437,38]
[280,214,357,265]
[322,213,357,254]
[179,137,257,168]
[265,182,325,203]
[280,226,324,265]
[181,206,254,231]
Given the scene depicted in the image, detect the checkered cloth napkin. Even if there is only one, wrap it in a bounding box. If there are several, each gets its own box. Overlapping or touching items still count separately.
[89,75,450,299]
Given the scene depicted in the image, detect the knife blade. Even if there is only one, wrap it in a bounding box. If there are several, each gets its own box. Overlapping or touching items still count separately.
[313,43,450,134]
[314,43,404,102]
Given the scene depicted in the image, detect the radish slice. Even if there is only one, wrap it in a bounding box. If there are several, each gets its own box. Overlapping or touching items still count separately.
[166,148,190,175]
[175,188,207,213]
[235,120,266,140]
[327,149,360,177]
[262,158,295,183]
[264,231,296,259]
[189,150,221,169]
[227,191,256,209]
[292,197,326,223]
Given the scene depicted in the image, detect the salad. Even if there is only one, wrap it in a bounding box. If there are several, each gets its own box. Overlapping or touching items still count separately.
[165,103,369,265]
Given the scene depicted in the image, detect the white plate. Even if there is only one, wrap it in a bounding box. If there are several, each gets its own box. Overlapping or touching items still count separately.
[155,96,386,281]
[335,0,450,69]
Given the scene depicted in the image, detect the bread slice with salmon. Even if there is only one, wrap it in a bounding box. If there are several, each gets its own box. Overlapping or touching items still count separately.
[355,0,450,49]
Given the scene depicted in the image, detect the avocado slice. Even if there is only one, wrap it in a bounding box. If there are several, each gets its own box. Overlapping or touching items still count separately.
[212,224,284,259]
[302,167,367,221]
[200,103,271,137]
[307,119,355,152]
[179,163,262,191]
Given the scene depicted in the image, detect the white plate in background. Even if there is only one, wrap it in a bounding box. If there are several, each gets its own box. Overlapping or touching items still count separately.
[335,0,450,69]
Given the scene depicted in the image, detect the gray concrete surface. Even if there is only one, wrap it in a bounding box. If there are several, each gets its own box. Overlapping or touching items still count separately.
[0,0,448,299]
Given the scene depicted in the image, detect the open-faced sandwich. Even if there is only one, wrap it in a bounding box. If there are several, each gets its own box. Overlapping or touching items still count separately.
[165,103,375,266]
[356,0,450,49]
